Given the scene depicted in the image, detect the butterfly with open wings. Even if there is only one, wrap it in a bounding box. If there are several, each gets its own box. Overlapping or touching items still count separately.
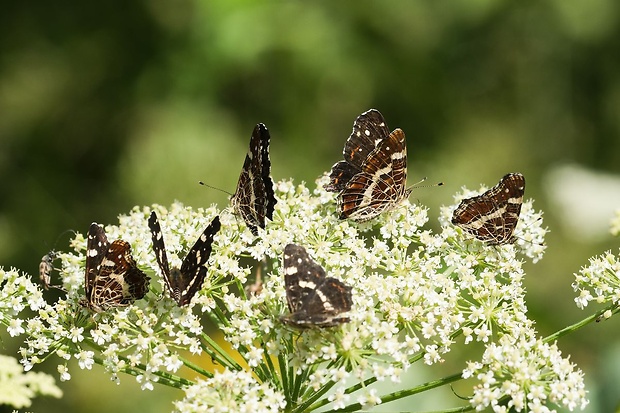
[148,211,221,306]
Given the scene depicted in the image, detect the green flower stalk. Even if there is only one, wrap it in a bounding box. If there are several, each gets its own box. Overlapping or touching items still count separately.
[5,174,595,412]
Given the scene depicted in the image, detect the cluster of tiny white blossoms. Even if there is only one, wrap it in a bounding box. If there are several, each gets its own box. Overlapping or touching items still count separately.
[219,175,579,412]
[573,212,620,318]
[12,174,591,412]
[567,212,620,403]
[0,267,46,337]
[174,369,286,413]
[0,268,61,407]
[221,176,443,411]
[0,354,62,408]
[463,335,588,412]
[432,185,549,345]
[572,249,620,310]
[439,184,588,412]
[439,182,548,263]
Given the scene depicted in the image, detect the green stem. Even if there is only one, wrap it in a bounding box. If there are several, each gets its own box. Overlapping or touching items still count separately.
[261,342,281,388]
[200,331,242,371]
[327,372,464,413]
[210,305,232,329]
[292,366,312,407]
[236,277,248,301]
[197,339,226,369]
[330,349,427,405]
[92,355,192,388]
[544,303,620,343]
[181,356,213,378]
[290,362,304,408]
[278,353,290,406]
[253,358,273,384]
[419,405,475,413]
[296,378,336,413]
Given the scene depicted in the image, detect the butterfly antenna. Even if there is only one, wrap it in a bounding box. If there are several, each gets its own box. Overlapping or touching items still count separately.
[408,177,444,190]
[198,181,234,197]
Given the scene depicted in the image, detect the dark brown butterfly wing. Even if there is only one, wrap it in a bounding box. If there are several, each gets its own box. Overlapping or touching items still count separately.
[451,173,525,245]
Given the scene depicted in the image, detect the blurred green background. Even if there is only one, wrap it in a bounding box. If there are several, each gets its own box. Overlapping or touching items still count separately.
[1,0,620,411]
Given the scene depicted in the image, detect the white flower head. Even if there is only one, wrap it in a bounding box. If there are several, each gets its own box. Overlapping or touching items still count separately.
[464,336,588,412]
[174,369,286,413]
[0,354,62,408]
[573,249,620,309]
[9,173,589,412]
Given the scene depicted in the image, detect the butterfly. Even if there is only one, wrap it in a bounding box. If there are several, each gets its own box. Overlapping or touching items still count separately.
[451,172,525,245]
[280,244,352,328]
[230,123,277,235]
[148,211,221,306]
[325,109,411,222]
[82,223,150,312]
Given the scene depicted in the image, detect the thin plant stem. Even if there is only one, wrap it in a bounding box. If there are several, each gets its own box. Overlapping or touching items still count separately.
[297,378,336,413]
[544,303,620,343]
[200,331,242,371]
[181,357,214,379]
[328,372,464,413]
[278,353,291,405]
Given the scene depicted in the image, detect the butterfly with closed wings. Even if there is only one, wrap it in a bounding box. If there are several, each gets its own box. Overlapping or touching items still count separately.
[230,123,277,235]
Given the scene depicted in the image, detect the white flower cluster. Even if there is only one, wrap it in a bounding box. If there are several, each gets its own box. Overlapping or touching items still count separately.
[0,267,46,336]
[573,214,620,318]
[463,336,588,412]
[20,205,223,391]
[174,369,286,413]
[14,174,588,412]
[0,354,62,408]
[572,249,620,309]
[0,268,62,407]
[219,176,578,412]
